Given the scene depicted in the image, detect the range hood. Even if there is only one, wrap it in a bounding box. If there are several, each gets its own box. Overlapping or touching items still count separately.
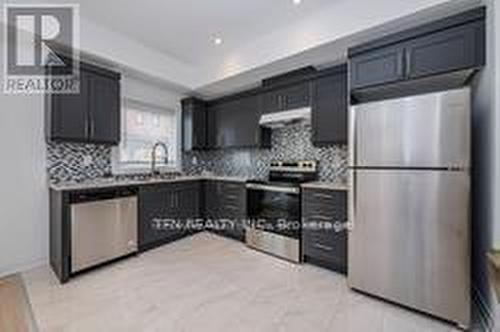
[259,107,311,129]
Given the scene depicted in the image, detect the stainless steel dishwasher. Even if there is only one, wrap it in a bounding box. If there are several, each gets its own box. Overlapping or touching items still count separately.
[70,188,138,273]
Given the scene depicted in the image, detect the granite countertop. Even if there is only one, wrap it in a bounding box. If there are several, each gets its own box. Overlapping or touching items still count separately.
[49,175,248,191]
[300,181,349,191]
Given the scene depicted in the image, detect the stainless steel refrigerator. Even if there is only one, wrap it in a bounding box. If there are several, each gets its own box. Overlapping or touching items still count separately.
[348,88,470,328]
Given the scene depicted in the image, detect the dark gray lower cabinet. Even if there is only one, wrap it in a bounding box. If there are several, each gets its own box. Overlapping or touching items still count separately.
[302,188,347,274]
[139,179,245,251]
[205,180,246,241]
[139,181,202,251]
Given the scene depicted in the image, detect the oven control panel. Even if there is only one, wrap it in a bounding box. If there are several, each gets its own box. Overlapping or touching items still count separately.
[270,160,317,173]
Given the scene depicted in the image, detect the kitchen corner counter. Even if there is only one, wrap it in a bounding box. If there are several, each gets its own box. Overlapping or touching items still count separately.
[300,182,349,191]
[49,175,248,191]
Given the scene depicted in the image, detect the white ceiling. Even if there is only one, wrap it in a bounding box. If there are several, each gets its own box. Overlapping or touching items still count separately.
[2,0,482,97]
[75,0,335,65]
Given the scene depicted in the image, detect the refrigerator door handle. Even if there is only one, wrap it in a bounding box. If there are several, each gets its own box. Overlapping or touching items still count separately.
[348,169,356,232]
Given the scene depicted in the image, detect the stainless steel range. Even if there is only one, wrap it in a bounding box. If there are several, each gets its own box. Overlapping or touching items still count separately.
[246,161,317,262]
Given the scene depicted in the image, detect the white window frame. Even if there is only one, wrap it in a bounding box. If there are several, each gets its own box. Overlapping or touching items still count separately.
[112,98,182,175]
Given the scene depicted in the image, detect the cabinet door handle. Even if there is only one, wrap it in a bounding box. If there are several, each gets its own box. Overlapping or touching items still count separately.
[405,50,412,78]
[311,215,332,221]
[312,193,333,200]
[314,243,333,251]
[397,50,405,78]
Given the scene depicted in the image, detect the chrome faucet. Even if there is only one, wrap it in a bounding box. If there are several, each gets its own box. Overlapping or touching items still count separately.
[151,141,169,175]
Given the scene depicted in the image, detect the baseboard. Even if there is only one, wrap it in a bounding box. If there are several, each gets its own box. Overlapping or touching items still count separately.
[0,259,47,279]
[472,283,495,331]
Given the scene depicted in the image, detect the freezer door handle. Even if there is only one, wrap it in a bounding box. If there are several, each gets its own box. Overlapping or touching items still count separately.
[348,103,357,168]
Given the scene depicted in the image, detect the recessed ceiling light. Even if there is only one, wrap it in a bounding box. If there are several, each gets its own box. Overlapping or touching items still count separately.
[293,0,302,5]
[214,37,223,45]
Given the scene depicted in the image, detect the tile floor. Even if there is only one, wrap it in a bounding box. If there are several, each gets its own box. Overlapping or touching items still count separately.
[23,232,462,332]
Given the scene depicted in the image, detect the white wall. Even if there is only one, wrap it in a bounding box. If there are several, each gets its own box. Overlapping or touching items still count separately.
[0,93,47,278]
[0,25,48,277]
[0,18,186,276]
[470,0,500,329]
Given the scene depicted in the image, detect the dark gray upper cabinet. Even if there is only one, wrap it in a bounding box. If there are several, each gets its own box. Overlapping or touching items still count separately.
[48,70,90,142]
[212,97,240,148]
[312,66,348,146]
[404,20,485,80]
[261,67,315,113]
[261,81,311,114]
[349,7,485,92]
[206,103,217,149]
[350,45,405,90]
[87,70,120,144]
[46,62,121,145]
[208,92,270,149]
[181,97,207,151]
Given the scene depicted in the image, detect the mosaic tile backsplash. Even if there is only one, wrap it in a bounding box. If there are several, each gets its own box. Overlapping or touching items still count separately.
[183,123,348,184]
[47,142,112,182]
[47,123,348,185]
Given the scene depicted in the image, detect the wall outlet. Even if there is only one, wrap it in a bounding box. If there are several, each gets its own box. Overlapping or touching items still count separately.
[82,155,93,167]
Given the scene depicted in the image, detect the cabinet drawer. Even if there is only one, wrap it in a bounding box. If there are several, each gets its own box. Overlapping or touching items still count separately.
[303,230,347,272]
[217,182,245,205]
[303,189,346,216]
[302,188,347,273]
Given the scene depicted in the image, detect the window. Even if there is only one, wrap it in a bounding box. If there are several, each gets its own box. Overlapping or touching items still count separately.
[112,99,180,174]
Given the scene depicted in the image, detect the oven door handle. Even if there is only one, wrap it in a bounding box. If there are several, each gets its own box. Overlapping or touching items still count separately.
[246,183,300,195]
